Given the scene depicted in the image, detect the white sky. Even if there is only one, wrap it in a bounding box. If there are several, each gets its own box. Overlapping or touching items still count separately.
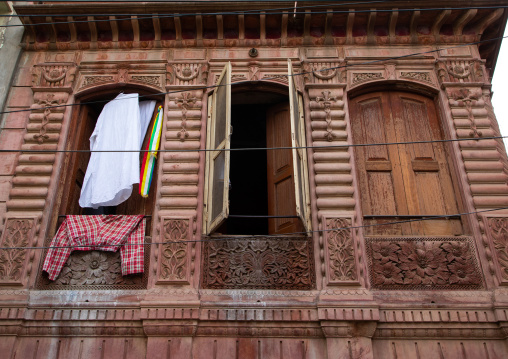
[491,26,508,148]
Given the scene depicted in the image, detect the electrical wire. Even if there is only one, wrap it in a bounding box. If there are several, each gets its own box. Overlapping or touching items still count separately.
[4,4,508,28]
[4,206,507,250]
[1,33,506,117]
[0,136,505,154]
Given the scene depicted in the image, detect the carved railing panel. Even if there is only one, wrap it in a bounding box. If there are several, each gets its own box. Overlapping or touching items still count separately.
[202,237,316,290]
[365,237,483,290]
[36,237,151,290]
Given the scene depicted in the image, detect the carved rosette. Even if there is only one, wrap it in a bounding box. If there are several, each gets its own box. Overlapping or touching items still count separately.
[324,217,359,285]
[157,218,191,284]
[485,217,508,284]
[365,237,483,290]
[0,218,36,285]
[202,237,315,290]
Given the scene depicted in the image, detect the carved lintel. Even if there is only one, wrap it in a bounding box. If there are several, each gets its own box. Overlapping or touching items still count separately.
[351,72,384,86]
[399,71,432,84]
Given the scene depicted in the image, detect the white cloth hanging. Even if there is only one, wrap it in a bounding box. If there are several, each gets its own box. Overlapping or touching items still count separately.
[139,100,156,148]
[79,93,145,209]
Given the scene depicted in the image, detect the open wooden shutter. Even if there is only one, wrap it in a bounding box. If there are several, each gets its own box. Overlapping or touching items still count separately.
[287,59,312,233]
[204,62,232,235]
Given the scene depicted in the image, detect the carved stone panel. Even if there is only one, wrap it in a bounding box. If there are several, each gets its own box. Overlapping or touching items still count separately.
[485,217,508,285]
[156,218,191,284]
[36,238,150,290]
[202,237,316,290]
[323,217,360,285]
[365,237,483,290]
[0,218,37,285]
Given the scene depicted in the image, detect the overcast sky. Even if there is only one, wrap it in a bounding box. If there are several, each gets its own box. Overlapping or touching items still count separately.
[491,27,508,148]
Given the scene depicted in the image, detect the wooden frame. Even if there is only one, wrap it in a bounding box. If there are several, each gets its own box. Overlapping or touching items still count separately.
[204,62,232,235]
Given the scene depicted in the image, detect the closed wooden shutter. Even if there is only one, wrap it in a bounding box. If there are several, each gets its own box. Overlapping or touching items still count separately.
[204,62,232,235]
[266,102,301,234]
[351,91,462,236]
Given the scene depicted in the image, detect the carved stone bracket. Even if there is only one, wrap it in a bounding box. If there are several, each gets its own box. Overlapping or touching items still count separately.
[202,236,316,290]
[436,59,486,84]
[365,237,483,290]
[302,61,344,84]
[175,92,198,141]
[0,217,37,285]
[157,217,192,284]
[447,87,483,138]
[322,217,360,286]
[167,62,209,86]
[315,91,337,142]
[31,63,76,91]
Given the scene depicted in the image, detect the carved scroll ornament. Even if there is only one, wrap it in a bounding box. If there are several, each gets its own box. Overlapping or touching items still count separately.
[325,218,358,284]
[315,91,337,142]
[0,218,36,284]
[157,218,190,283]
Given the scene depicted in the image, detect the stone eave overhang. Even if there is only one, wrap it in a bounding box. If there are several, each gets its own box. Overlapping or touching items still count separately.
[13,1,508,74]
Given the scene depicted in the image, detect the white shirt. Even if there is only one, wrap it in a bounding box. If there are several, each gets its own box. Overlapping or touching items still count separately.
[79,93,154,208]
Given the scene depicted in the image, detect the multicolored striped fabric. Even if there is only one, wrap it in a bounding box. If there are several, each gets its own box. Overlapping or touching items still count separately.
[139,105,163,197]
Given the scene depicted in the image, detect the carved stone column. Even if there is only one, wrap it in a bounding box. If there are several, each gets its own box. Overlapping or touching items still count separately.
[1,62,75,287]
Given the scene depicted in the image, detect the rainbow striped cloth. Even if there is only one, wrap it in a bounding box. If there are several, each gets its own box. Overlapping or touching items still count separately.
[140,105,163,197]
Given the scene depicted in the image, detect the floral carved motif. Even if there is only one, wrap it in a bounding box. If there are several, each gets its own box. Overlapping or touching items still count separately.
[131,75,161,88]
[400,72,432,83]
[487,218,508,281]
[33,94,63,144]
[366,238,482,290]
[81,76,115,88]
[436,60,485,83]
[0,218,35,283]
[175,92,197,141]
[262,74,289,84]
[352,72,383,85]
[159,219,189,282]
[449,87,483,138]
[315,91,337,142]
[202,237,315,290]
[325,218,357,283]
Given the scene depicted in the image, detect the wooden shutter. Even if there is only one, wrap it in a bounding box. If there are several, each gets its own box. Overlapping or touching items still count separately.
[266,103,301,234]
[288,59,312,233]
[351,91,461,236]
[204,62,232,235]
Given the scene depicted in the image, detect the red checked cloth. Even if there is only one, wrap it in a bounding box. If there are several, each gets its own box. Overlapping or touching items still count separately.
[43,215,145,280]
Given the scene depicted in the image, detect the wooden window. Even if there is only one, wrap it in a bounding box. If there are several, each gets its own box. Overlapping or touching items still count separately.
[54,92,161,232]
[351,91,462,236]
[203,61,311,235]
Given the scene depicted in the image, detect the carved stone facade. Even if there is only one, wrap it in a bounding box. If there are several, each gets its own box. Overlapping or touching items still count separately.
[0,1,507,358]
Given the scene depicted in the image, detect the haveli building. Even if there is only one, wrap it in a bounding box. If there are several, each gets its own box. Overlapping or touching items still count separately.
[0,1,508,358]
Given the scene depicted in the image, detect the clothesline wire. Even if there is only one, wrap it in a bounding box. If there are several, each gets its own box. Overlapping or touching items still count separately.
[3,3,507,28]
[4,206,507,251]
[0,136,506,154]
[0,34,506,117]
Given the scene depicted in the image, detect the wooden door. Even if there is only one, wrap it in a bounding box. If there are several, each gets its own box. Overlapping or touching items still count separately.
[351,91,461,236]
[266,102,302,234]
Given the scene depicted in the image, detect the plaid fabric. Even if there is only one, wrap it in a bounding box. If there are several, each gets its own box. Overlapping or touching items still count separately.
[43,215,145,280]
